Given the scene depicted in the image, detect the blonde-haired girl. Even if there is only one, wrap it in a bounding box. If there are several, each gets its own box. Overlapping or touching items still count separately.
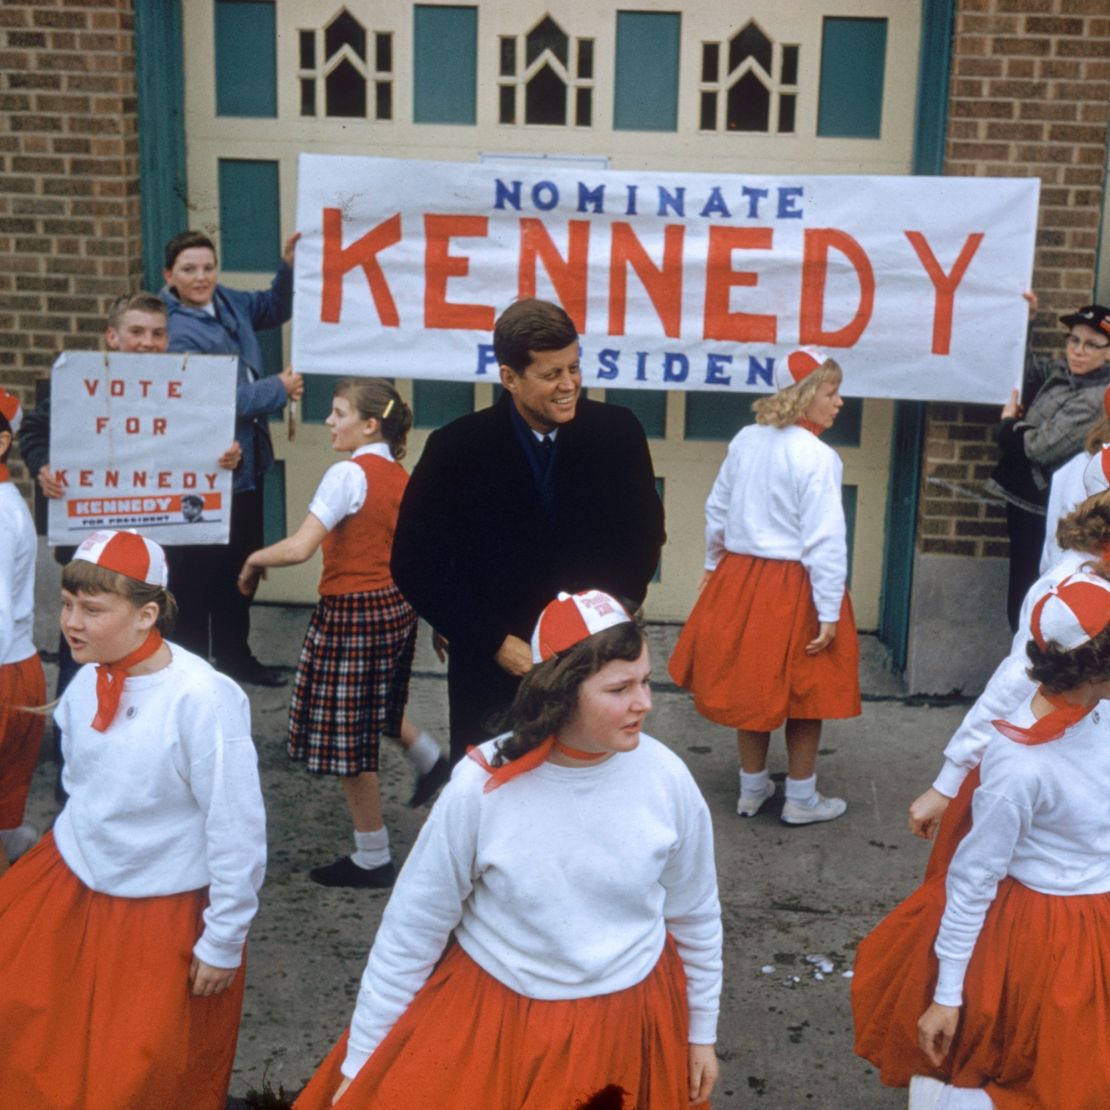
[670,346,861,825]
[239,378,446,889]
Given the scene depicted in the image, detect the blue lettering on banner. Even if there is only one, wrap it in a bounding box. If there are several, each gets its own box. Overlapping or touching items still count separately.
[578,183,605,213]
[492,178,805,220]
[706,353,732,385]
[662,352,689,383]
[635,351,648,381]
[747,356,774,386]
[476,344,498,375]
[597,349,620,379]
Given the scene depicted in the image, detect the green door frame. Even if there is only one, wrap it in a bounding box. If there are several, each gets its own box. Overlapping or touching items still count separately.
[877,0,956,670]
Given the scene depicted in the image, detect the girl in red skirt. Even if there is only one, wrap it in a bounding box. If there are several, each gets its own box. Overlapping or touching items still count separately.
[669,347,860,825]
[0,389,45,874]
[0,529,267,1109]
[854,570,1110,1108]
[294,590,722,1109]
[239,379,446,890]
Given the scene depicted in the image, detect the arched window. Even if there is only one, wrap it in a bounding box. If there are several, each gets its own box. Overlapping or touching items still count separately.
[298,8,393,121]
[699,20,798,134]
[498,14,593,127]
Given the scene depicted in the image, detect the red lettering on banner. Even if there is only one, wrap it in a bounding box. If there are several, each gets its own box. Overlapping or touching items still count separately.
[96,417,109,434]
[158,471,172,488]
[105,471,118,488]
[83,379,98,397]
[80,470,93,487]
[799,229,875,347]
[183,473,196,489]
[54,470,68,487]
[139,380,152,397]
[125,417,140,434]
[168,381,182,398]
[153,418,167,436]
[133,471,147,488]
[608,222,684,339]
[110,380,125,397]
[205,473,218,489]
[703,227,776,343]
[905,231,984,356]
[422,214,496,331]
[321,208,402,326]
[518,218,590,332]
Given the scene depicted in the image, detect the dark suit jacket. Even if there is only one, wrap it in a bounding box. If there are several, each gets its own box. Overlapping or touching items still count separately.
[392,394,665,726]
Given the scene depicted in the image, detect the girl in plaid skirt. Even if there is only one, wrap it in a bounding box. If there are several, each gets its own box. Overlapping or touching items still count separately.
[239,379,447,889]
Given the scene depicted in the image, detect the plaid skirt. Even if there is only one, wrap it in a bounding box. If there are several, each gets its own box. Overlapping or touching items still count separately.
[289,586,417,776]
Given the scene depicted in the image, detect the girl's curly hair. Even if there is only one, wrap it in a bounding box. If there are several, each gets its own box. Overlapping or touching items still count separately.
[491,613,645,766]
[752,360,843,428]
[1026,619,1110,694]
[1055,490,1110,558]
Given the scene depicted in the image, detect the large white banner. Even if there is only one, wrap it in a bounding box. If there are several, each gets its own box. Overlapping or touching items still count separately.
[292,154,1039,404]
[47,352,237,546]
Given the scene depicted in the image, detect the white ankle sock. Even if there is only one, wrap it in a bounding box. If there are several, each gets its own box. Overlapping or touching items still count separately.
[403,731,441,775]
[352,827,390,870]
[784,774,818,806]
[739,768,770,796]
[937,1086,993,1109]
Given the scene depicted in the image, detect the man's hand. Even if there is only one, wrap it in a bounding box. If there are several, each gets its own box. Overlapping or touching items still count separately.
[218,441,242,471]
[494,634,533,677]
[189,956,237,997]
[918,1002,960,1068]
[908,787,951,840]
[283,231,302,267]
[37,464,65,499]
[279,365,304,401]
[1001,388,1022,420]
[805,621,837,655]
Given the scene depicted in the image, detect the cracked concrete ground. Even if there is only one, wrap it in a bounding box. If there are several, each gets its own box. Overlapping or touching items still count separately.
[24,550,973,1107]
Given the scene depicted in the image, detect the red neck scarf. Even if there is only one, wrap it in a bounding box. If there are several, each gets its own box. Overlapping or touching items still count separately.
[796,419,825,438]
[0,462,10,483]
[91,629,164,732]
[991,687,1094,746]
[467,735,610,793]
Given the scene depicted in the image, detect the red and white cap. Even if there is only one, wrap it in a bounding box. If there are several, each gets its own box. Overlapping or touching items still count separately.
[531,590,631,663]
[0,387,22,436]
[773,346,829,392]
[73,529,169,588]
[1030,572,1110,651]
[1082,445,1110,497]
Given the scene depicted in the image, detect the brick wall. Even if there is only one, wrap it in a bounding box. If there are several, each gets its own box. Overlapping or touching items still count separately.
[919,0,1110,558]
[0,0,142,494]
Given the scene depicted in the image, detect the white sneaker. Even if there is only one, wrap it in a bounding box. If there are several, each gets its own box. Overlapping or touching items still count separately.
[909,1076,944,1110]
[780,793,847,826]
[736,781,776,818]
[0,823,39,862]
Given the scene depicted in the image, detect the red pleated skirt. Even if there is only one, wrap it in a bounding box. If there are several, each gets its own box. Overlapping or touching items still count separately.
[669,553,861,730]
[853,865,1110,1107]
[295,938,693,1110]
[0,653,46,827]
[0,834,245,1110]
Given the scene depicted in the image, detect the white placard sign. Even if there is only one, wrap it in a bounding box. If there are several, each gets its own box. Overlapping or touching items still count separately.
[47,351,237,546]
[292,154,1040,404]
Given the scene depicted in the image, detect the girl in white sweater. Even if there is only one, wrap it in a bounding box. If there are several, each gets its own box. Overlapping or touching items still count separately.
[855,569,1110,1107]
[670,346,861,825]
[294,589,722,1110]
[0,529,266,1109]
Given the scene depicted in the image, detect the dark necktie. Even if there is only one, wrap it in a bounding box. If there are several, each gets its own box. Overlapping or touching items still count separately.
[540,435,554,461]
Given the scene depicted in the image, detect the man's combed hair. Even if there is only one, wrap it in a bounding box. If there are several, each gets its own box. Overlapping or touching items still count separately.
[752,361,843,428]
[107,291,166,332]
[493,298,579,374]
[492,614,645,766]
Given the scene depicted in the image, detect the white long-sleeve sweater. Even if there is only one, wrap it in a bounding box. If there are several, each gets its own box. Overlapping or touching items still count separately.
[1039,450,1089,575]
[342,734,723,1079]
[932,548,1088,798]
[0,481,36,666]
[52,644,267,968]
[703,423,847,622]
[934,698,1110,1005]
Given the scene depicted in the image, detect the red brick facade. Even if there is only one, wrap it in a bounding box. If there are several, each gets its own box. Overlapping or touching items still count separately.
[0,0,141,494]
[919,0,1110,558]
